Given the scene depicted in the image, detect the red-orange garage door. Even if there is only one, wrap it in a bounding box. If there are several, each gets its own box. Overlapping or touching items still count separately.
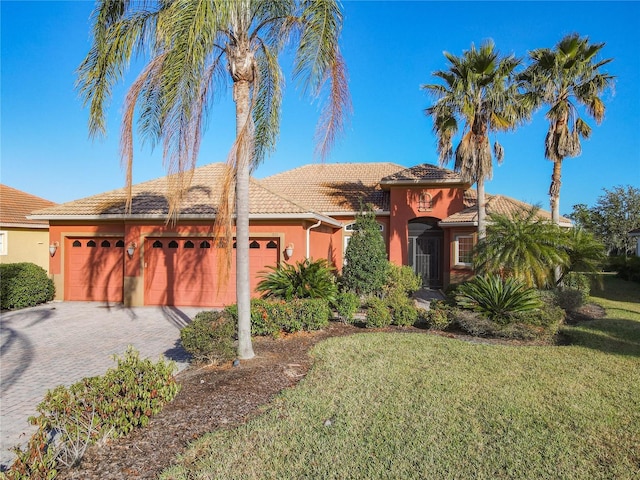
[66,238,125,302]
[144,238,279,307]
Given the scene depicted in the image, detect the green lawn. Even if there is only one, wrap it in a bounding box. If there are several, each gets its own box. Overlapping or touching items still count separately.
[161,277,640,480]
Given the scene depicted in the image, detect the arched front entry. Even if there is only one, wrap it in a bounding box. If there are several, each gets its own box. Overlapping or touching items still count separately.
[408,218,443,288]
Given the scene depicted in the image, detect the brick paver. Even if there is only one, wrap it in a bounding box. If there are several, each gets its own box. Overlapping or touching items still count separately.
[0,301,202,469]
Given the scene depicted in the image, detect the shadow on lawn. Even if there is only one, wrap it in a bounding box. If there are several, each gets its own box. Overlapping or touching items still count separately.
[563,318,640,357]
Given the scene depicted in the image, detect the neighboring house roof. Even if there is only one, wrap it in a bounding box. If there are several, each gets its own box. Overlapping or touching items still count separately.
[440,193,572,227]
[0,184,56,228]
[259,162,406,213]
[29,163,341,226]
[380,163,468,187]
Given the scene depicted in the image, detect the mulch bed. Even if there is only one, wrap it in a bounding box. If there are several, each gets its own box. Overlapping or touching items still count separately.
[58,304,604,479]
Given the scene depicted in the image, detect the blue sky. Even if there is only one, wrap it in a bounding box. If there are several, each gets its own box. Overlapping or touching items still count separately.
[2,1,639,216]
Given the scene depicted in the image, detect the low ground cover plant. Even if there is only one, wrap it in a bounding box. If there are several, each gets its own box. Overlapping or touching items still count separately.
[5,348,178,479]
[0,263,55,310]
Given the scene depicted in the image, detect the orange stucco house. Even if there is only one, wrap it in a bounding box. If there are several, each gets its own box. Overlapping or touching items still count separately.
[29,162,567,307]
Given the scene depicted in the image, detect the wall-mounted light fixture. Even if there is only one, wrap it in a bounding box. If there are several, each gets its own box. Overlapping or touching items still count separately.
[285,242,294,258]
[127,242,137,258]
[49,241,59,257]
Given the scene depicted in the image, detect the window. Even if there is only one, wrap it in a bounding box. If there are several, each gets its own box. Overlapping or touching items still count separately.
[200,240,211,249]
[115,240,125,247]
[72,240,82,247]
[101,240,111,248]
[418,192,433,212]
[184,240,195,248]
[454,235,474,267]
[153,240,163,248]
[249,240,260,249]
[87,240,97,247]
[0,231,7,255]
[266,240,278,249]
[168,240,179,249]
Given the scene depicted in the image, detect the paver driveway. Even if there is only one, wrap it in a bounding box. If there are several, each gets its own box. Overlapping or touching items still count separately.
[0,301,202,469]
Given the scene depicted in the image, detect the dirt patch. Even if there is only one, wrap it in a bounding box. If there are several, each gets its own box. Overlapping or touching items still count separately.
[57,306,605,479]
[565,302,607,324]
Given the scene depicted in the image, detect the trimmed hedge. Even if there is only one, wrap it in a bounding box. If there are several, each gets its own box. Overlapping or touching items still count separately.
[226,298,331,337]
[180,311,236,364]
[0,263,55,310]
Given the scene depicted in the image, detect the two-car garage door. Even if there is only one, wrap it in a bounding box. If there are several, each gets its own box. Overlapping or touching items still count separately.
[144,238,279,306]
[65,236,279,307]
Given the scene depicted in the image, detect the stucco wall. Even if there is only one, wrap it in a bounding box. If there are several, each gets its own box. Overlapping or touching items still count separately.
[0,227,51,273]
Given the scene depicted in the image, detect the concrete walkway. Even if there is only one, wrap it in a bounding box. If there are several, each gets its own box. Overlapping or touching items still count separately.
[0,301,203,469]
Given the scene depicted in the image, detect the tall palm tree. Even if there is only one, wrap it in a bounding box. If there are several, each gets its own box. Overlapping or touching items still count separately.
[519,33,613,224]
[77,0,350,359]
[423,41,527,239]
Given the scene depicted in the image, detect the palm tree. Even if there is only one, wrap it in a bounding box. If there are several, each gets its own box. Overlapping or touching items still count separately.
[474,208,568,289]
[519,33,613,224]
[77,0,350,359]
[423,41,527,239]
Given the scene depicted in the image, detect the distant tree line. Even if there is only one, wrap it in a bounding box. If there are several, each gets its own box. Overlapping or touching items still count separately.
[569,185,640,256]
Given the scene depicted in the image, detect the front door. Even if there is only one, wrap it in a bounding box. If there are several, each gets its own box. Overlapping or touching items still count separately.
[408,218,443,288]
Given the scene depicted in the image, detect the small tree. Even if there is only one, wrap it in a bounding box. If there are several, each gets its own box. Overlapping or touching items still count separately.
[341,206,388,296]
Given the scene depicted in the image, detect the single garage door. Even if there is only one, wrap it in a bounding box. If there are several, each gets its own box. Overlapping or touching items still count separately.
[66,237,125,302]
[144,237,279,307]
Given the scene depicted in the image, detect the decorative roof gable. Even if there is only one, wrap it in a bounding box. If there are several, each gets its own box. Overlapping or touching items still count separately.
[380,163,468,187]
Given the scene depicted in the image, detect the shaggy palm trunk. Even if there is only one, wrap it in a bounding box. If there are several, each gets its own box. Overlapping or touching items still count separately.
[549,160,562,225]
[234,79,255,360]
[477,178,487,240]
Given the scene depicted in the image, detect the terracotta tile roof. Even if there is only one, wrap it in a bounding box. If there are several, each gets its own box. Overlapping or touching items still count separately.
[440,193,572,226]
[380,163,466,185]
[0,184,56,226]
[259,162,406,213]
[31,163,328,219]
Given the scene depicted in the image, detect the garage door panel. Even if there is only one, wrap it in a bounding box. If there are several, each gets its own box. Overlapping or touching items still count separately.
[66,238,124,302]
[144,238,278,307]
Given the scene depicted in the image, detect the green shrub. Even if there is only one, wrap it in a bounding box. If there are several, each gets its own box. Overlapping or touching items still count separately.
[562,272,591,300]
[383,264,422,297]
[456,275,542,322]
[0,263,55,310]
[333,291,360,324]
[256,258,337,302]
[455,303,564,340]
[341,207,389,296]
[609,256,640,283]
[226,301,281,338]
[180,311,236,364]
[365,297,392,328]
[424,301,457,330]
[387,292,418,327]
[553,288,585,312]
[293,298,330,331]
[6,348,178,478]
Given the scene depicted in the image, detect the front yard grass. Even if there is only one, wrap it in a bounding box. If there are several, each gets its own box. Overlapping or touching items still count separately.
[161,277,640,480]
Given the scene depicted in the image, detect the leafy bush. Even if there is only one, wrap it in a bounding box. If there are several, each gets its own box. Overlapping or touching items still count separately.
[293,298,330,331]
[365,297,392,328]
[333,291,360,324]
[425,300,456,330]
[341,207,389,296]
[455,303,564,340]
[6,348,178,478]
[610,256,640,283]
[180,311,236,364]
[256,258,337,302]
[0,263,55,310]
[456,275,542,322]
[553,288,585,312]
[227,298,331,336]
[383,264,422,297]
[387,292,418,327]
[562,272,591,300]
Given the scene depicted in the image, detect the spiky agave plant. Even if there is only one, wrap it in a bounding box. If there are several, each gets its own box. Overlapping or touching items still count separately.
[257,259,337,303]
[456,275,542,321]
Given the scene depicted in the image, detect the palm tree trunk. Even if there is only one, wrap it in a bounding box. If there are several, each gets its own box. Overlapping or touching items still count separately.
[477,178,487,240]
[234,79,255,360]
[549,159,562,225]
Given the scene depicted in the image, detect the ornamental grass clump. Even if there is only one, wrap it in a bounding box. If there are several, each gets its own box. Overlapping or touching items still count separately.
[456,275,542,323]
[256,258,337,303]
